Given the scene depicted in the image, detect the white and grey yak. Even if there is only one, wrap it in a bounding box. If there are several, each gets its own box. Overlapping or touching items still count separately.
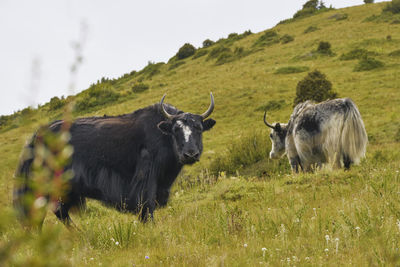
[264,98,367,172]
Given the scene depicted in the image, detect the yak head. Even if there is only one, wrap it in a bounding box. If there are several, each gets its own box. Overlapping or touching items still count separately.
[263,111,288,159]
[157,93,216,165]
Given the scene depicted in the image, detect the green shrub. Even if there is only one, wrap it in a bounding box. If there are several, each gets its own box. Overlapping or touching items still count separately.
[215,51,234,65]
[280,34,295,44]
[253,30,280,46]
[255,100,286,112]
[209,131,273,176]
[48,96,65,111]
[176,43,196,60]
[329,13,348,20]
[293,7,317,18]
[388,49,400,57]
[353,57,384,71]
[131,83,149,93]
[294,70,338,106]
[207,46,231,61]
[317,41,332,53]
[193,49,208,59]
[137,62,164,79]
[202,39,215,48]
[364,0,374,3]
[169,61,186,70]
[304,26,319,33]
[274,66,309,74]
[75,84,120,112]
[340,48,376,60]
[383,0,400,14]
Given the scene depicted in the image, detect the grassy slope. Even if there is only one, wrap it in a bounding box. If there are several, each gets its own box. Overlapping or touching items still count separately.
[1,2,400,265]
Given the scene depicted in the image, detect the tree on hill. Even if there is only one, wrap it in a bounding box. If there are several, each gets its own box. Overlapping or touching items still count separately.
[293,70,338,106]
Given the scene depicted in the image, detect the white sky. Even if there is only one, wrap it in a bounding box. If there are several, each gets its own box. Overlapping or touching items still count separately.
[0,0,386,116]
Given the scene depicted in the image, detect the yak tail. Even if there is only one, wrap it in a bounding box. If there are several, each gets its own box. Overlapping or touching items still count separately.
[340,98,368,165]
[13,133,36,222]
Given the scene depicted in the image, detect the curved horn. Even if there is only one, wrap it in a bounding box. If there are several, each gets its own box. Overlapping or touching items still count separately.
[200,92,215,119]
[160,94,174,120]
[263,111,275,129]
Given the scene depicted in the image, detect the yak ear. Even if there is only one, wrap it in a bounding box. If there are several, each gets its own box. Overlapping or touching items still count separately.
[202,119,216,131]
[157,121,173,135]
[275,123,281,132]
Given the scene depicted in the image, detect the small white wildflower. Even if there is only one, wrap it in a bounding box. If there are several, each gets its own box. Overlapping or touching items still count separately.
[111,237,115,242]
[243,243,248,248]
[305,256,310,260]
[325,235,330,241]
[324,248,329,252]
[115,241,119,245]
[90,258,94,261]
[145,256,149,259]
[262,247,267,251]
[287,258,291,262]
[33,196,47,209]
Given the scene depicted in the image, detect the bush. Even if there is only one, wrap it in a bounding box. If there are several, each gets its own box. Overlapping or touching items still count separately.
[207,46,231,61]
[274,66,309,74]
[138,62,164,79]
[280,34,294,44]
[353,57,384,71]
[131,83,149,93]
[253,30,280,46]
[49,96,65,111]
[176,43,196,60]
[304,26,319,33]
[192,49,208,59]
[215,51,234,65]
[339,48,376,60]
[169,61,186,70]
[294,70,338,106]
[388,49,400,57]
[317,41,334,55]
[202,39,215,48]
[383,0,400,14]
[75,84,120,112]
[329,13,348,20]
[364,0,374,3]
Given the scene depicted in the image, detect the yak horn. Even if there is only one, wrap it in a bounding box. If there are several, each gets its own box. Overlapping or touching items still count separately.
[263,111,275,129]
[160,94,174,120]
[200,92,215,119]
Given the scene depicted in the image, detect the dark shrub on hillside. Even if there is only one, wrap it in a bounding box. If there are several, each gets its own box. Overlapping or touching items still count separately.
[274,66,309,74]
[317,41,334,55]
[138,62,164,79]
[207,45,231,60]
[215,51,234,65]
[169,61,186,70]
[303,0,319,9]
[304,26,319,33]
[254,30,280,46]
[176,43,196,60]
[364,0,374,3]
[294,70,338,107]
[75,84,120,112]
[339,48,375,60]
[203,39,214,48]
[280,34,294,44]
[353,57,384,71]
[131,83,149,93]
[389,49,400,57]
[49,96,65,110]
[193,49,208,59]
[228,33,239,39]
[383,0,400,14]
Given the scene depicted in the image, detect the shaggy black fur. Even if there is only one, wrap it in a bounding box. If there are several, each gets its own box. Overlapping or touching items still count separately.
[14,103,215,223]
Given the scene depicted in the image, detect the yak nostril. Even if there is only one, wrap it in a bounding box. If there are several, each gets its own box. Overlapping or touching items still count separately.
[184,151,200,159]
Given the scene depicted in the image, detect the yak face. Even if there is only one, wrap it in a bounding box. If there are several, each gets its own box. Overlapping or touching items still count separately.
[158,113,215,164]
[268,123,288,160]
[157,93,216,165]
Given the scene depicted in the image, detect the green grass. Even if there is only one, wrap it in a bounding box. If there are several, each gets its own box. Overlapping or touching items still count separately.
[1,1,400,265]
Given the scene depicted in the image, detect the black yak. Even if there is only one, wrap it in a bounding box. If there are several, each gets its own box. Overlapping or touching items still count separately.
[264,98,367,172]
[14,93,216,223]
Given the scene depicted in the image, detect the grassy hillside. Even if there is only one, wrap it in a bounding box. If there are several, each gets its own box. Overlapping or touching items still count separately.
[1,2,400,265]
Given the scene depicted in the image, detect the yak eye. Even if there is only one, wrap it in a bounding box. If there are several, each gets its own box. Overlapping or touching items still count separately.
[269,133,273,138]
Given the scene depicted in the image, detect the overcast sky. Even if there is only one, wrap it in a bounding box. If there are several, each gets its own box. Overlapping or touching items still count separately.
[0,0,386,116]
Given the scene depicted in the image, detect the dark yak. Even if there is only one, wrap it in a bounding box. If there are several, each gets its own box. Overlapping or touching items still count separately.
[14,93,216,223]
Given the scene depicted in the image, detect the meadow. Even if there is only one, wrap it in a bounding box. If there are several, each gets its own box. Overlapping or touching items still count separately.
[1,2,400,265]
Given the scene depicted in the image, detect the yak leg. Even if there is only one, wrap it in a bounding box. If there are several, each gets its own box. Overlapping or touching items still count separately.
[54,191,81,228]
[343,154,352,170]
[289,156,302,173]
